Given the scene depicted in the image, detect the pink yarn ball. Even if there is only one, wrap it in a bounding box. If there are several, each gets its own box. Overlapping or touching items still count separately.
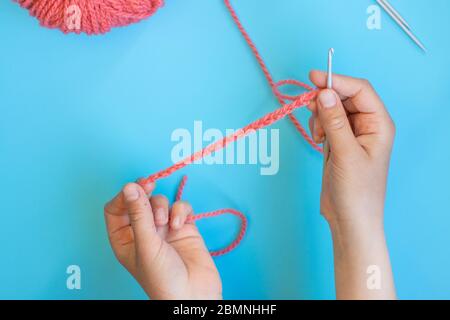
[16,0,164,35]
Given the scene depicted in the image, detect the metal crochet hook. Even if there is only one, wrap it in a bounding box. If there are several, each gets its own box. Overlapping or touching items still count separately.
[376,0,426,52]
[327,48,334,89]
[323,48,334,162]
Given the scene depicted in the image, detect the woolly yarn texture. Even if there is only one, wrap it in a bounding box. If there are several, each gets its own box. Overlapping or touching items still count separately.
[16,0,164,34]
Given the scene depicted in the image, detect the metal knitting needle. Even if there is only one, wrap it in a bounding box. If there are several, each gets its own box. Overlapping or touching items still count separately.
[379,0,410,30]
[376,0,427,52]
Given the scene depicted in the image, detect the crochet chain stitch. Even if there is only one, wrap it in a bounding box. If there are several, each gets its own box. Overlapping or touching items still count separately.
[143,0,322,185]
[17,0,322,256]
[138,0,321,257]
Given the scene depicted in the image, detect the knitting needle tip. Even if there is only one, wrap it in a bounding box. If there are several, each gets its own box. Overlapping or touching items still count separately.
[376,0,427,53]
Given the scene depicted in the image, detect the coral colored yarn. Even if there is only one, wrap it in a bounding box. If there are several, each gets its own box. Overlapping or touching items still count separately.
[224,0,322,153]
[146,86,317,256]
[15,0,164,34]
[176,176,248,257]
[17,0,322,255]
[142,0,321,185]
[137,0,323,256]
[141,88,317,184]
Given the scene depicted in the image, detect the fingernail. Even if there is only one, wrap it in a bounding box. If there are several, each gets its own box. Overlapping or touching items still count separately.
[155,208,167,223]
[123,185,140,201]
[172,217,180,228]
[319,90,337,109]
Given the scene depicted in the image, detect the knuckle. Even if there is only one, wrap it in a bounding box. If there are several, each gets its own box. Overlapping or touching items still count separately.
[103,202,110,214]
[359,78,372,89]
[128,208,147,223]
[384,115,396,139]
[389,118,396,135]
[129,199,149,216]
[327,113,347,132]
[104,200,118,216]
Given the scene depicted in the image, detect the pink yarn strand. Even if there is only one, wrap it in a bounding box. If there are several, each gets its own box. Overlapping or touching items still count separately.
[16,0,324,256]
[223,0,323,153]
[141,89,317,185]
[176,176,248,257]
[136,0,324,256]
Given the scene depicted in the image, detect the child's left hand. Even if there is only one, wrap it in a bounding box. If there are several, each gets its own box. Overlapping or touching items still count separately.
[104,180,222,300]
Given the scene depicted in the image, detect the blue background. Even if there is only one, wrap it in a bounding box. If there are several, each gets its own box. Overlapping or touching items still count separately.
[0,0,449,299]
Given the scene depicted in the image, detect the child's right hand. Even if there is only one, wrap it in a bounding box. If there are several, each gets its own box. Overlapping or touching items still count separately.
[307,71,396,299]
[308,71,395,229]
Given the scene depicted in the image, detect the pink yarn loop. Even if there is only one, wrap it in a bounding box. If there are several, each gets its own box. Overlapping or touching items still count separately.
[136,0,323,256]
[16,0,324,256]
[274,79,315,102]
[15,0,164,34]
[176,176,248,257]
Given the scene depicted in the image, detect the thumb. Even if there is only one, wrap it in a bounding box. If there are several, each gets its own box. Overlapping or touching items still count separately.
[122,183,157,252]
[317,89,359,156]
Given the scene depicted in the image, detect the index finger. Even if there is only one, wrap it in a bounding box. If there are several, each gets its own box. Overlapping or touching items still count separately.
[309,70,387,115]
